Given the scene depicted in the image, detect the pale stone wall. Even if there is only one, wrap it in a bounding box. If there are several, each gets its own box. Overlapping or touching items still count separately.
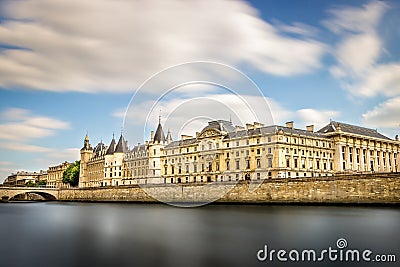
[56,173,400,204]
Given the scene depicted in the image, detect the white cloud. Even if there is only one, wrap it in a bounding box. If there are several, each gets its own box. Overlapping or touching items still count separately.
[47,148,80,161]
[0,0,326,93]
[0,108,70,141]
[274,21,319,37]
[0,142,53,153]
[334,33,381,76]
[296,109,339,130]
[347,63,400,97]
[323,1,387,34]
[362,97,400,128]
[326,1,387,78]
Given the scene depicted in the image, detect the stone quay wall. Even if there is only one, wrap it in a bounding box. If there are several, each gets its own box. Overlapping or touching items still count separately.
[57,173,400,204]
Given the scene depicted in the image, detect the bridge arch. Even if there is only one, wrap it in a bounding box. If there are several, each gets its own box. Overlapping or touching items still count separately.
[4,190,57,201]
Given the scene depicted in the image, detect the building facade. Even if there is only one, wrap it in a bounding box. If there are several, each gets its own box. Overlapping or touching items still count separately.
[3,171,42,186]
[47,161,71,188]
[78,119,400,188]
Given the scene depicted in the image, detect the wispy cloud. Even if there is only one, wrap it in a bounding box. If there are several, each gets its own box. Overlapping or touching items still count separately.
[326,0,388,80]
[362,96,400,128]
[325,0,400,136]
[0,107,70,141]
[0,0,326,93]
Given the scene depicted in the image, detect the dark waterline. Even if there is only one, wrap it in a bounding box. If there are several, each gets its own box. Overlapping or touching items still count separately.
[0,202,399,267]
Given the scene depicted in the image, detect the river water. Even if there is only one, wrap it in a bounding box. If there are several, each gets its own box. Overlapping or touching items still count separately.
[0,202,399,267]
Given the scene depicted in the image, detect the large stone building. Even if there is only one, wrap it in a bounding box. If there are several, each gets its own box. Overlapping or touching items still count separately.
[47,161,71,188]
[79,133,128,187]
[78,119,400,188]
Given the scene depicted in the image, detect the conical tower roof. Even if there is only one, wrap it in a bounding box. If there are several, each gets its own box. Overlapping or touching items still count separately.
[115,134,125,153]
[106,135,116,155]
[154,122,166,142]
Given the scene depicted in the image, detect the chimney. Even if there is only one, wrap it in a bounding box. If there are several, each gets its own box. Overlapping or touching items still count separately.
[150,131,155,140]
[246,123,253,130]
[253,122,264,128]
[396,135,399,141]
[125,140,129,150]
[235,125,245,131]
[285,121,294,129]
[181,135,193,140]
[306,125,314,132]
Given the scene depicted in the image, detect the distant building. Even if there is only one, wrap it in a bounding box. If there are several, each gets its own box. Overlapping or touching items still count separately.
[37,170,48,184]
[78,119,400,188]
[47,161,71,188]
[3,171,42,186]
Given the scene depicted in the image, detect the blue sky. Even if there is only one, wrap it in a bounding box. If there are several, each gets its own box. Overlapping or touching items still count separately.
[1,0,400,182]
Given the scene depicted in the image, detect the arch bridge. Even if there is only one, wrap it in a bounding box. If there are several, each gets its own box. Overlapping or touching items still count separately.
[0,187,59,201]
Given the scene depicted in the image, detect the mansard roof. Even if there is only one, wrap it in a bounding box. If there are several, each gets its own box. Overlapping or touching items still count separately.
[154,123,166,142]
[225,125,327,139]
[165,138,198,148]
[317,121,391,140]
[106,136,116,155]
[201,120,235,133]
[93,142,105,153]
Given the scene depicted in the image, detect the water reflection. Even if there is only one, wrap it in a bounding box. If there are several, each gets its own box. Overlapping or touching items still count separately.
[0,203,399,267]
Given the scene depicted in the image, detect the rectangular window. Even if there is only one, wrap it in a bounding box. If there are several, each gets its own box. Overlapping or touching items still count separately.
[286,158,290,168]
[257,149,260,155]
[194,164,197,173]
[257,173,260,180]
[236,160,240,170]
[267,158,272,168]
[294,158,298,168]
[186,165,189,173]
[226,161,230,170]
[246,160,250,169]
[257,158,261,168]
[349,147,353,163]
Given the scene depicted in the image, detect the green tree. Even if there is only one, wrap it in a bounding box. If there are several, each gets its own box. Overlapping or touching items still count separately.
[37,180,47,187]
[25,181,36,187]
[62,161,80,187]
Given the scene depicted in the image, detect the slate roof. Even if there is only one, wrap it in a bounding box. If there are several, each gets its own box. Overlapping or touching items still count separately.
[154,123,166,142]
[317,121,391,140]
[106,136,116,155]
[93,142,105,153]
[201,120,235,133]
[225,125,327,139]
[114,134,125,153]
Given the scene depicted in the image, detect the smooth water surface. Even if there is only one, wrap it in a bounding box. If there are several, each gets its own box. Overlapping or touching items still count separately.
[0,202,399,267]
